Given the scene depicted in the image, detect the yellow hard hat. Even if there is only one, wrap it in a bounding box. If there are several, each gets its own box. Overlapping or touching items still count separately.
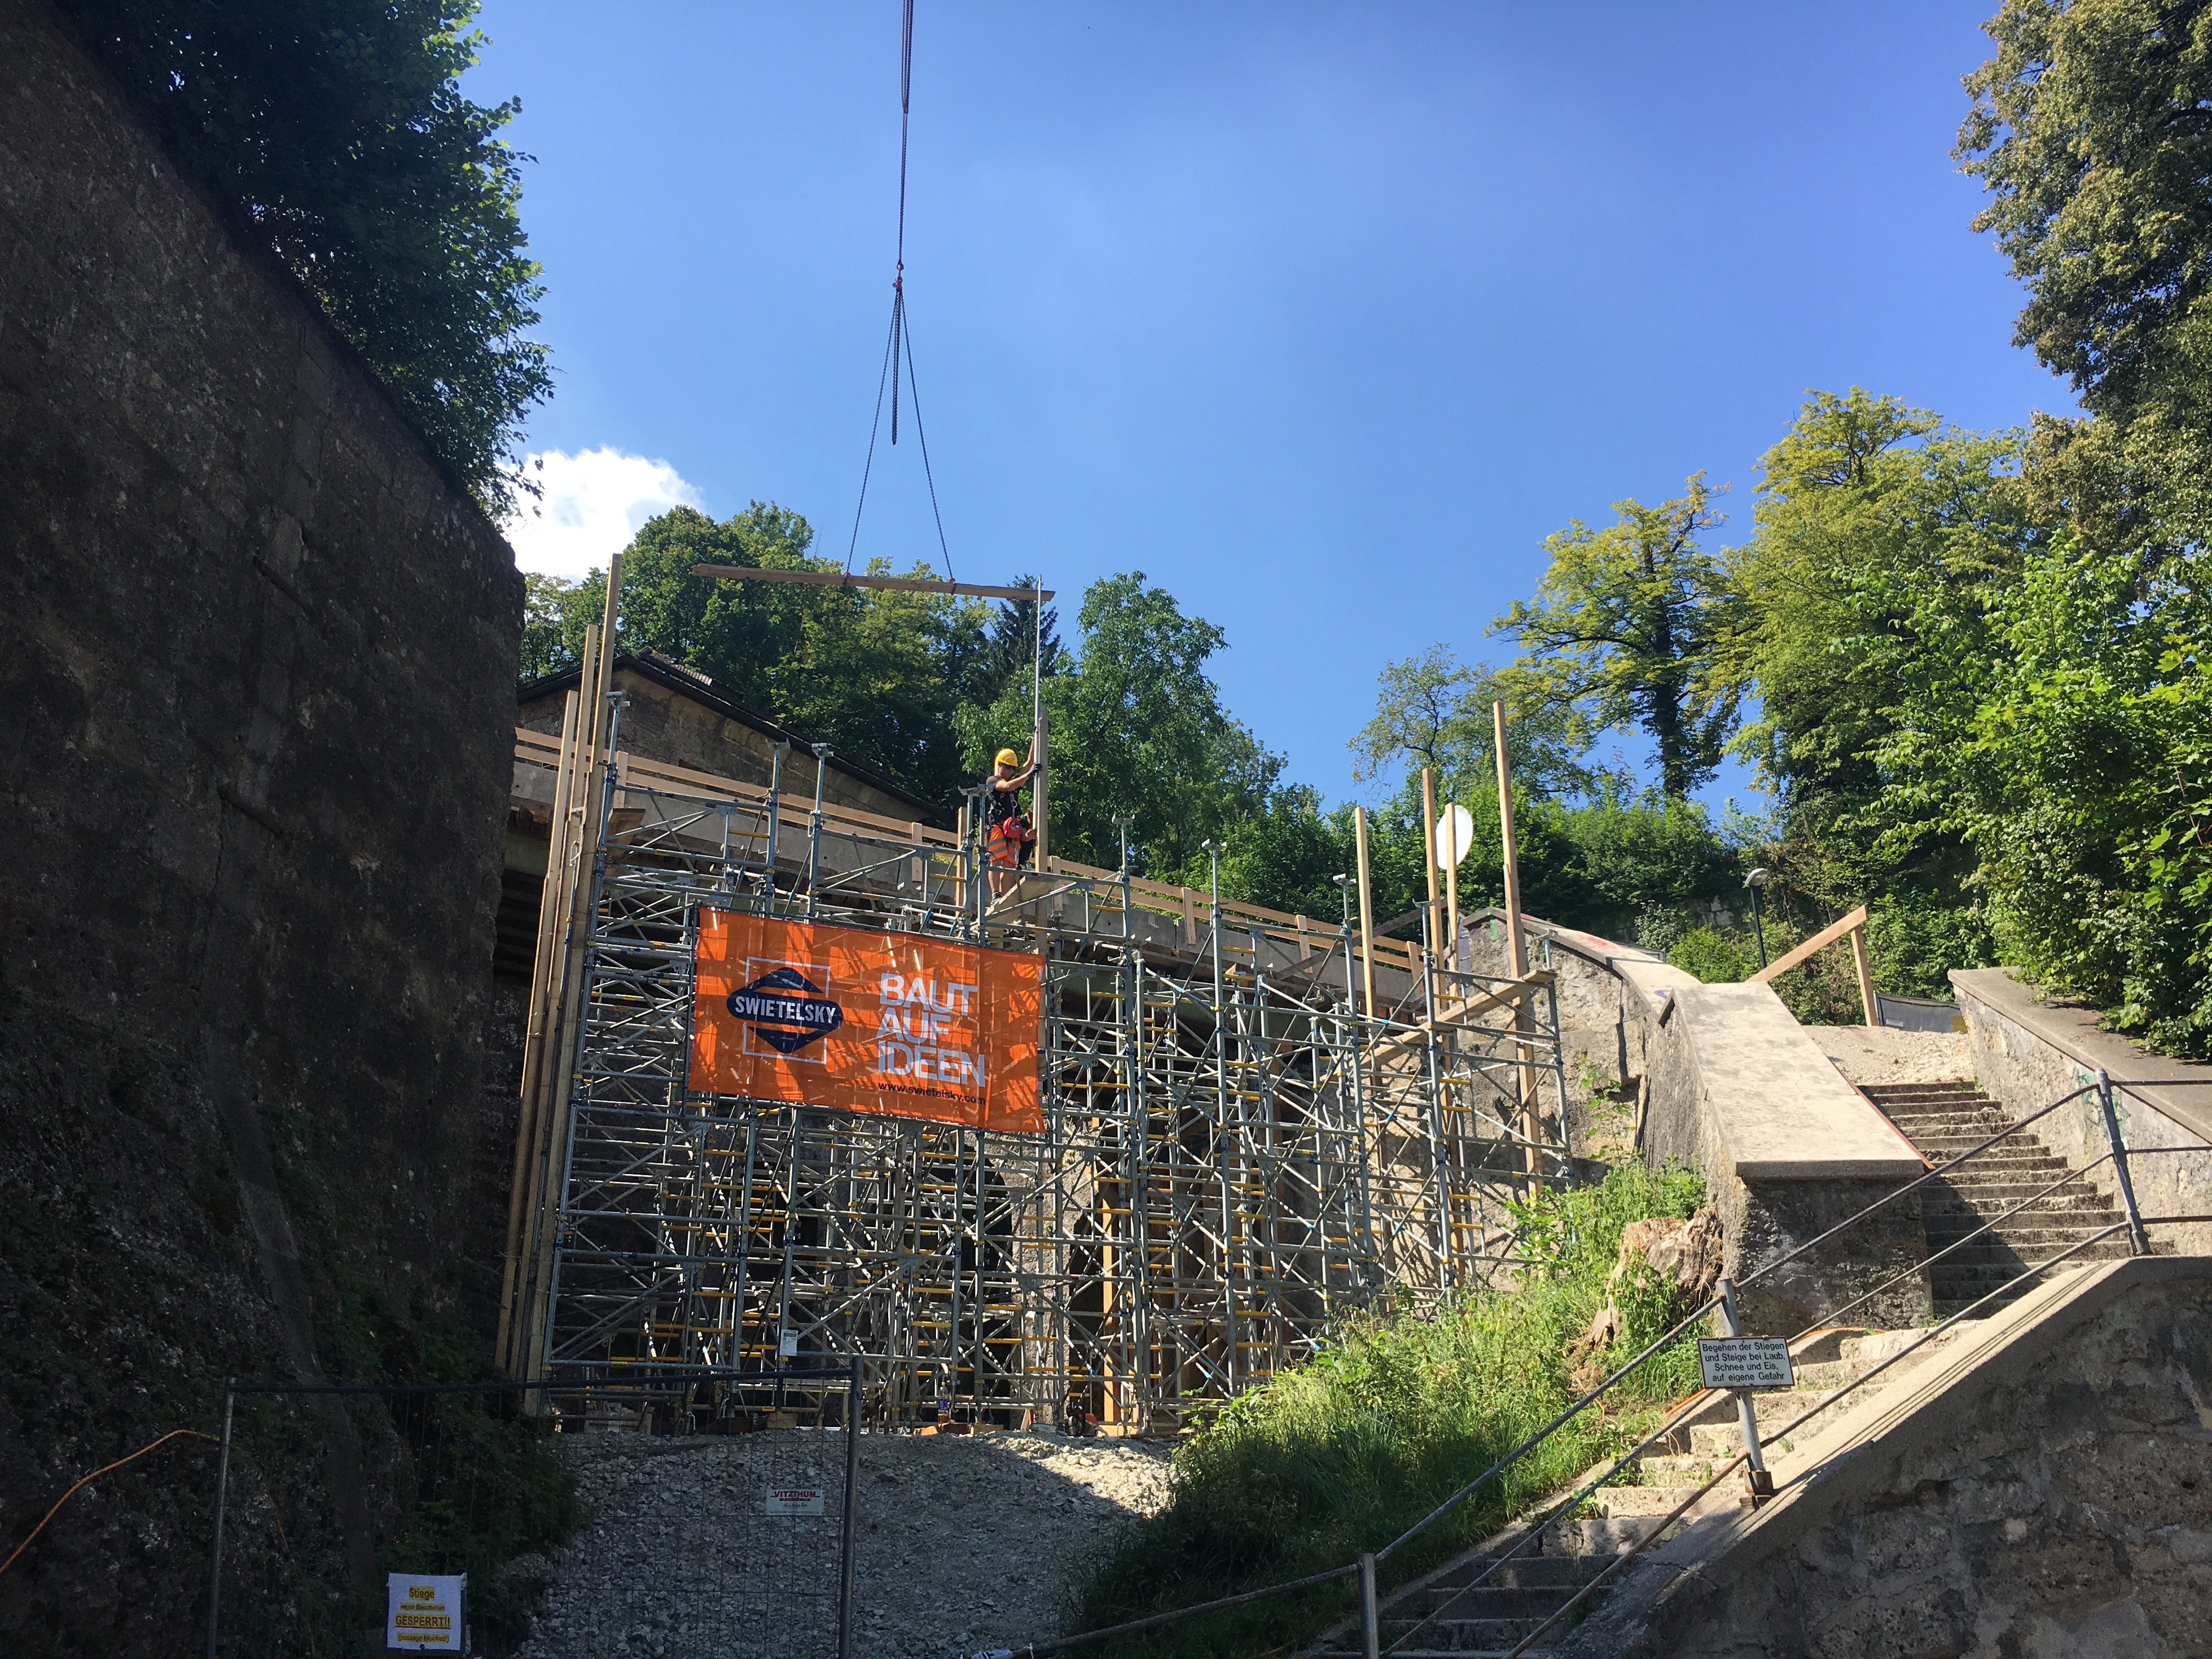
[995,748,1020,766]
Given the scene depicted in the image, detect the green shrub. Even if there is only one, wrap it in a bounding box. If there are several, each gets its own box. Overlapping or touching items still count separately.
[1068,1161,1705,1657]
[1667,926,1754,984]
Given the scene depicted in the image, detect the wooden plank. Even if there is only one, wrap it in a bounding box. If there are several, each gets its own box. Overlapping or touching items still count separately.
[1355,805,1377,1018]
[516,731,962,847]
[1748,904,1870,985]
[695,563,1054,602]
[1849,921,1878,1028]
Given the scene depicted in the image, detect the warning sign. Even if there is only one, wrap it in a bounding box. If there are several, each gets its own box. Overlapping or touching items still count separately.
[386,1573,464,1651]
[690,911,1043,1133]
[1697,1338,1795,1391]
[765,1486,826,1516]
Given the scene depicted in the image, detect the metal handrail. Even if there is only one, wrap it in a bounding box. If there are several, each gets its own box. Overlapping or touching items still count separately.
[994,1073,2191,1659]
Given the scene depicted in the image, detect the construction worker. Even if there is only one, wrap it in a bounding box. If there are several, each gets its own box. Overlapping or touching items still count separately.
[981,746,1039,900]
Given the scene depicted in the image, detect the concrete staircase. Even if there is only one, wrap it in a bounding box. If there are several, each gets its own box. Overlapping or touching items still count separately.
[1311,1333,1898,1657]
[1857,1081,2134,1318]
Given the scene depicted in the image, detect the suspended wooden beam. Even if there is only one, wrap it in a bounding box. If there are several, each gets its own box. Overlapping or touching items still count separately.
[1747,902,1877,1027]
[694,564,1053,602]
[1748,904,1869,986]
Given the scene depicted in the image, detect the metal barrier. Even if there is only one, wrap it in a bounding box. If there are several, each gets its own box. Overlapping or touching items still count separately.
[997,1070,2211,1659]
[205,1363,861,1659]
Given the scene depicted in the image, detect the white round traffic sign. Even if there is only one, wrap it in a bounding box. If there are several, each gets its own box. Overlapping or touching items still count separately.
[1435,803,1475,867]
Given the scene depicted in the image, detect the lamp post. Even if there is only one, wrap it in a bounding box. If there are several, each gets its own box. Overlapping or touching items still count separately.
[1745,866,1774,968]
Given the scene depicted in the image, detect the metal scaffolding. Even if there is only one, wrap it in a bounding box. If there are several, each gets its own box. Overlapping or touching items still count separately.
[496,690,1573,1431]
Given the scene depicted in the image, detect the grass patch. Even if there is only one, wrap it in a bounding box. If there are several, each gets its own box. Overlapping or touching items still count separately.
[1068,1160,1706,1657]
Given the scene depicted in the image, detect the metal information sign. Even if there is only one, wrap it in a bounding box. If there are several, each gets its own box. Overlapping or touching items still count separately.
[1698,1336,1795,1391]
[765,1485,826,1516]
[386,1573,464,1651]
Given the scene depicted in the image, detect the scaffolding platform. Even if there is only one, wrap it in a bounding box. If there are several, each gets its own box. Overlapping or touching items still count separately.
[496,711,1573,1431]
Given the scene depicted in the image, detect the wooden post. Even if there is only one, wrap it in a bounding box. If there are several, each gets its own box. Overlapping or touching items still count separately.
[1182,887,1198,948]
[521,556,623,1382]
[1494,702,1539,1178]
[510,628,598,1377]
[1492,704,1527,981]
[1419,766,1442,1018]
[498,687,580,1372]
[1295,915,1313,961]
[1849,920,1878,1028]
[1353,805,1377,1019]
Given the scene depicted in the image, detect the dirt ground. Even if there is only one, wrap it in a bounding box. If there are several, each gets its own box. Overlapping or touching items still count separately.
[507,1426,1173,1659]
[1816,1023,1976,1085]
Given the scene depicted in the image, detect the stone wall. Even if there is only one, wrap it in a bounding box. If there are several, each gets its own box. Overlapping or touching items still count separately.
[0,2,521,1650]
[1954,967,2212,1259]
[1561,1263,2212,1658]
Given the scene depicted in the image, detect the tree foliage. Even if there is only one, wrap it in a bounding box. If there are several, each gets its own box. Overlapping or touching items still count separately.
[524,505,990,807]
[1491,479,1742,798]
[59,0,550,505]
[958,573,1283,876]
[1721,390,2041,907]
[1961,0,2212,443]
[1351,645,1613,801]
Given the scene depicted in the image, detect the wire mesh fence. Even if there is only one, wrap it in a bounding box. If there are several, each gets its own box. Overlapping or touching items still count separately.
[205,1365,860,1659]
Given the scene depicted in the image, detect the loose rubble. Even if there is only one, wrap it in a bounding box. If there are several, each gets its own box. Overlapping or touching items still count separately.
[508,1427,1172,1659]
[1818,1023,1975,1086]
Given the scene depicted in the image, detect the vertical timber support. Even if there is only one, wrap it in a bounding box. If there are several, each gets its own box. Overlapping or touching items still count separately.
[1493,702,1539,1180]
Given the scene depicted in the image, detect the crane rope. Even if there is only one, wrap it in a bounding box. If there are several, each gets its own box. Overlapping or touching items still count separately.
[844,0,955,585]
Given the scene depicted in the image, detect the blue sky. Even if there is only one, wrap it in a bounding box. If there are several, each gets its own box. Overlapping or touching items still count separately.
[472,1,2070,808]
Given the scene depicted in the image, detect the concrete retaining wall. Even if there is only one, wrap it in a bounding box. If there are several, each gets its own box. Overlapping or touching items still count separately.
[1641,982,1928,1333]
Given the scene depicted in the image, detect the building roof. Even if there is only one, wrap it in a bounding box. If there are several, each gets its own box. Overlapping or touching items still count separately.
[517,649,937,817]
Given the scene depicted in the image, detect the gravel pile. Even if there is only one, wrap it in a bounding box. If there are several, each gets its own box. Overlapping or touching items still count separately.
[1818,1023,1976,1085]
[510,1428,1173,1659]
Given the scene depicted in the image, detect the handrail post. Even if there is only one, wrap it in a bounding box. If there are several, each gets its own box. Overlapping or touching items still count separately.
[205,1378,234,1659]
[838,1355,861,1659]
[1716,1279,1772,1499]
[2096,1070,2151,1256]
[1358,1551,1381,1659]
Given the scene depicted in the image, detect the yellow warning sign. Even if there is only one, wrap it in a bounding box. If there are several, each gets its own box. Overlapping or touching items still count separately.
[385,1573,464,1650]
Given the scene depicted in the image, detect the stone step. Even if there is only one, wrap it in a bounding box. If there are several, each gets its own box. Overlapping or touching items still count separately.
[1385,1616,1552,1650]
[1862,1083,1990,1098]
[1425,1555,1598,1590]
[1549,1515,1668,1555]
[1925,1187,2111,1212]
[1930,1170,2100,1194]
[1590,1485,1717,1519]
[1634,1453,1730,1481]
[1883,1113,2017,1132]
[1414,1584,1582,1618]
[1924,1232,2131,1257]
[1929,1261,2071,1288]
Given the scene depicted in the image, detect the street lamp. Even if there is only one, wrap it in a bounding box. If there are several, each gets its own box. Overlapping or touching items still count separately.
[1744,867,1775,967]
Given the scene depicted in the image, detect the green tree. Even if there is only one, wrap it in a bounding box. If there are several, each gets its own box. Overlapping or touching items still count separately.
[539,504,989,809]
[1492,478,1742,799]
[59,0,550,505]
[1961,0,2212,453]
[1722,390,2039,908]
[1350,646,1610,801]
[958,573,1282,875]
[1875,538,2212,1055]
[970,578,1065,712]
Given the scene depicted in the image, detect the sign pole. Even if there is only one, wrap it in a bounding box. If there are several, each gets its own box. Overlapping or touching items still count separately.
[1716,1279,1773,1499]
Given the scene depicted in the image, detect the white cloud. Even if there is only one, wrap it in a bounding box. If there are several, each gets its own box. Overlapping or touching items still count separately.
[500,447,706,580]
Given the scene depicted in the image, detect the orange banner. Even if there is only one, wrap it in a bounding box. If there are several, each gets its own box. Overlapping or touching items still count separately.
[689,910,1044,1134]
